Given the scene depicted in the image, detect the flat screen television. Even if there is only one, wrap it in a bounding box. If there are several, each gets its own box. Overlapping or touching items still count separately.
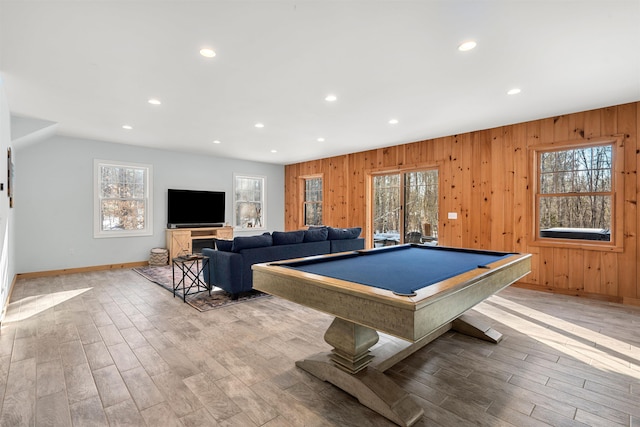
[167,189,225,228]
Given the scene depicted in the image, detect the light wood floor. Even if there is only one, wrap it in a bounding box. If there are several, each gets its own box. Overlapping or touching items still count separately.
[1,269,639,426]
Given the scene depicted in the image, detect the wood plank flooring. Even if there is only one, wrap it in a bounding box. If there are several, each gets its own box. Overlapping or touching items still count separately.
[1,269,638,426]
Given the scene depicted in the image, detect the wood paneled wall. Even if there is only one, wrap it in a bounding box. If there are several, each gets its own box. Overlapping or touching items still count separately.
[285,102,640,306]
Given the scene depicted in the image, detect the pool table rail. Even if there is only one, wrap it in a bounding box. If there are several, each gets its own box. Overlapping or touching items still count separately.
[253,250,531,342]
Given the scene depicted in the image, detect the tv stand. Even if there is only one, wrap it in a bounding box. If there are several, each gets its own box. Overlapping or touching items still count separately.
[166,226,233,261]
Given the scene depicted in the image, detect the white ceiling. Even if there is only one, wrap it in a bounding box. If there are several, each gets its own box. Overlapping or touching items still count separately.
[2,1,639,165]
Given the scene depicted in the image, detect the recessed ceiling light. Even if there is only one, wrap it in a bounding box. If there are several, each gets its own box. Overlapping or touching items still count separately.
[122,125,133,130]
[388,119,399,125]
[212,140,221,144]
[507,88,522,95]
[458,41,477,52]
[325,94,337,102]
[270,149,278,153]
[255,123,265,128]
[200,48,216,58]
[148,98,161,105]
[317,137,325,142]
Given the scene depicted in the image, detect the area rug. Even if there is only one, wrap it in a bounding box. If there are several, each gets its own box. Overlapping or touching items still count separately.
[133,265,269,311]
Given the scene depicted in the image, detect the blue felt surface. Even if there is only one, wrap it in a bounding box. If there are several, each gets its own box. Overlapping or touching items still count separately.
[282,245,511,295]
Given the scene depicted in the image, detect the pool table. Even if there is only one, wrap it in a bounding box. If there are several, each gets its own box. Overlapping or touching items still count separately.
[252,244,531,426]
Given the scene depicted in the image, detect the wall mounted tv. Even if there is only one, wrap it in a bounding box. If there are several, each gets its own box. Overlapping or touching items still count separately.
[167,189,225,228]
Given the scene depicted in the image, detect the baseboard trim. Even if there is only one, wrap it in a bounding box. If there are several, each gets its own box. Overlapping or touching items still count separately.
[1,274,18,328]
[15,261,149,280]
[511,282,624,304]
[622,297,640,307]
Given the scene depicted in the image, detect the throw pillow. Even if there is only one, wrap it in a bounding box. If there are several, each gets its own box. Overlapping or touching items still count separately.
[347,227,362,239]
[231,234,273,252]
[327,226,362,240]
[304,227,328,242]
[215,239,233,252]
[272,230,305,245]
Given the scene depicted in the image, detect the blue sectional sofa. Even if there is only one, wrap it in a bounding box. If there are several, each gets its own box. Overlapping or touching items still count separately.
[202,227,364,298]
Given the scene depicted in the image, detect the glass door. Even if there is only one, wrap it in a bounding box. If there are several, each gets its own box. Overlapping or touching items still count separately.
[371,169,438,247]
[372,174,402,246]
[404,170,438,243]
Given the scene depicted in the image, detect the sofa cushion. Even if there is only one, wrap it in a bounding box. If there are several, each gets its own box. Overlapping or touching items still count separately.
[304,227,328,242]
[240,240,331,291]
[215,239,233,252]
[272,230,305,245]
[232,234,273,252]
[328,226,362,240]
[330,237,365,253]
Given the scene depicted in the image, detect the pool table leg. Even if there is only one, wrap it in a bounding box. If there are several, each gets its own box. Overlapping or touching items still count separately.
[296,317,424,427]
[452,311,503,343]
[323,317,379,373]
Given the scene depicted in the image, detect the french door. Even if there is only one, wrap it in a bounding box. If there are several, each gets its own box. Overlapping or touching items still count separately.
[371,169,438,247]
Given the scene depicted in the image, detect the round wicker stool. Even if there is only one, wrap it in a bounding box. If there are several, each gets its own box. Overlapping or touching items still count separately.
[149,247,169,266]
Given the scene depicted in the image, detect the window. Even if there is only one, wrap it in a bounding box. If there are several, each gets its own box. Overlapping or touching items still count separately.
[371,169,438,246]
[94,160,152,238]
[532,136,624,249]
[234,174,265,229]
[302,176,323,226]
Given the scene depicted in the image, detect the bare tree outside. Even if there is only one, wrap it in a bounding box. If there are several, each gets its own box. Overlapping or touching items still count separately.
[234,175,265,228]
[538,144,612,233]
[304,177,323,226]
[99,165,146,231]
[405,170,438,238]
[373,174,401,234]
[372,170,438,245]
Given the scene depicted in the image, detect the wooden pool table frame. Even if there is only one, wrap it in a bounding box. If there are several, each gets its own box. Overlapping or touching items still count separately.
[253,245,531,426]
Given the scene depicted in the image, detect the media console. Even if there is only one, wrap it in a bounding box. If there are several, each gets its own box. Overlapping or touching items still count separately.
[166,226,233,262]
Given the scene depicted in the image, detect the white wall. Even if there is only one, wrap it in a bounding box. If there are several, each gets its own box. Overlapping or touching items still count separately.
[0,77,16,313]
[14,135,284,273]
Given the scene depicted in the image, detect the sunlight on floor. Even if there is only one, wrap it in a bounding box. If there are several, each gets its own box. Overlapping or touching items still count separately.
[3,288,93,323]
[474,295,640,380]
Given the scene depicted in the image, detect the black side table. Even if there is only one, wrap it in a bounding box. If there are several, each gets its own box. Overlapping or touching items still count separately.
[172,254,210,302]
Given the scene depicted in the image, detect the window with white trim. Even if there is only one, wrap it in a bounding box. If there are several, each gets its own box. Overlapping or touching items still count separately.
[233,174,265,229]
[94,160,153,238]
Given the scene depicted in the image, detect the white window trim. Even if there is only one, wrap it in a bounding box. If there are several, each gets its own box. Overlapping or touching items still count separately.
[94,159,153,238]
[233,173,266,231]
